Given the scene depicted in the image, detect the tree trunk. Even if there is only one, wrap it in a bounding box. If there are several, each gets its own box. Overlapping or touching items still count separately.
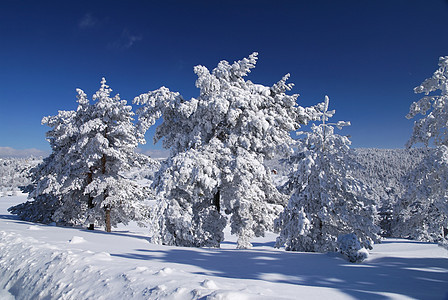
[100,126,112,233]
[105,206,111,232]
[87,171,94,230]
[213,190,221,212]
[101,150,111,232]
[101,153,106,174]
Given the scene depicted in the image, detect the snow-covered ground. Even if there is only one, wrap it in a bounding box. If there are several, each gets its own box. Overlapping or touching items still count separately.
[1,195,447,300]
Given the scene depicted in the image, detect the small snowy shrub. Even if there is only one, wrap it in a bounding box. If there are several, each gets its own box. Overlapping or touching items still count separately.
[337,233,369,263]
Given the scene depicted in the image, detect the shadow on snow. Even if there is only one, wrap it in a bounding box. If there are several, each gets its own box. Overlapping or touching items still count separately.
[0,214,20,221]
[2,214,447,299]
[0,214,152,243]
[112,242,448,300]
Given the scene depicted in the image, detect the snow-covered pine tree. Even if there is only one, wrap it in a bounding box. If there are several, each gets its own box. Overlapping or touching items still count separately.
[275,96,379,255]
[394,146,448,241]
[135,53,316,248]
[406,56,448,148]
[394,56,448,242]
[9,79,153,231]
[75,78,151,232]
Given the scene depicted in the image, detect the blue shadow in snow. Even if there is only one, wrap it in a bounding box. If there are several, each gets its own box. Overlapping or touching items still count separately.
[112,243,448,300]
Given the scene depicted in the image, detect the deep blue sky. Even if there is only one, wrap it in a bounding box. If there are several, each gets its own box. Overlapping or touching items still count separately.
[1,0,448,157]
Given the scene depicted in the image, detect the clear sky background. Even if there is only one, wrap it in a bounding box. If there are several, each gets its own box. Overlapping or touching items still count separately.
[1,0,448,158]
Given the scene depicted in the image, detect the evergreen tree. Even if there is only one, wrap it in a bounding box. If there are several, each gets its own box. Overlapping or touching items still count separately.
[395,56,448,242]
[275,96,379,254]
[9,79,153,231]
[79,78,150,232]
[135,53,316,248]
[394,147,447,241]
[406,56,448,148]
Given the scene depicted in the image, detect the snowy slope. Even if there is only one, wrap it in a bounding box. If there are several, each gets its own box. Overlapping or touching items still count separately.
[1,195,447,300]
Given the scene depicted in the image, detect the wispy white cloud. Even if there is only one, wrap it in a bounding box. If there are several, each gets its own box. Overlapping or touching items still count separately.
[109,29,142,50]
[78,14,141,50]
[78,13,98,29]
[0,147,49,158]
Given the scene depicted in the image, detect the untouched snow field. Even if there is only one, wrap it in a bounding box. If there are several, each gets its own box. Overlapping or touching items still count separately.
[1,194,447,300]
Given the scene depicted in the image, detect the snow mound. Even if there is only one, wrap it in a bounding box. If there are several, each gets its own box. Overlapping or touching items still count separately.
[201,279,218,289]
[90,252,112,261]
[155,267,174,276]
[27,226,42,231]
[68,236,86,244]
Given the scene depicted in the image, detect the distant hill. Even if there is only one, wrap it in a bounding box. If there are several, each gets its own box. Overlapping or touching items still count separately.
[351,148,429,207]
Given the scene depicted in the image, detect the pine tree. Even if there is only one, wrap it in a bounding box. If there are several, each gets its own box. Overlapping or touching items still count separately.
[395,56,448,242]
[9,79,153,231]
[394,147,448,241]
[406,56,448,148]
[275,96,379,255]
[72,78,151,232]
[135,53,316,248]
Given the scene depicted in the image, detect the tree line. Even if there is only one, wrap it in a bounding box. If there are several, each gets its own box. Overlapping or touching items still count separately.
[8,54,448,261]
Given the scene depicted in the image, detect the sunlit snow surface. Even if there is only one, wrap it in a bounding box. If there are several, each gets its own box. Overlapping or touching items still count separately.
[1,194,447,299]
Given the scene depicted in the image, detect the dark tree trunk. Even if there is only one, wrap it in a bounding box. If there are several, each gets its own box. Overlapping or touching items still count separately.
[101,153,106,174]
[213,190,221,212]
[105,206,111,233]
[101,151,110,232]
[87,171,94,230]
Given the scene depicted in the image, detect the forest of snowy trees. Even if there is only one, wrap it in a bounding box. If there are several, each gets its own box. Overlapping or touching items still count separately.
[6,54,448,262]
[0,157,41,196]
